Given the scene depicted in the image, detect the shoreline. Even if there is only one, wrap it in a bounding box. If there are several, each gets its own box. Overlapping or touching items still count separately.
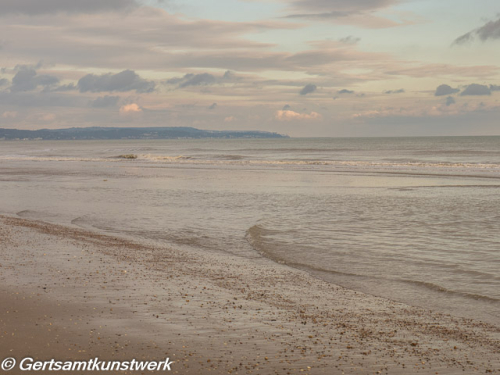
[1,215,499,374]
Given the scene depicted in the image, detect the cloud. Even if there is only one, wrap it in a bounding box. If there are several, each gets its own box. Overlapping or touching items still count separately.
[454,33,473,45]
[0,0,137,16]
[339,36,360,44]
[208,103,217,110]
[275,110,322,121]
[338,89,354,94]
[386,63,499,79]
[222,70,235,80]
[0,7,297,74]
[285,0,398,13]
[78,70,155,93]
[0,78,9,86]
[384,88,405,94]
[13,61,44,71]
[435,84,459,96]
[299,84,317,95]
[166,73,216,88]
[119,103,142,114]
[454,17,500,44]
[0,9,385,75]
[0,90,85,108]
[352,104,462,120]
[90,95,120,108]
[445,96,456,106]
[350,106,500,137]
[37,113,56,122]
[460,83,491,96]
[224,116,235,122]
[10,67,59,92]
[490,84,500,91]
[52,83,77,92]
[281,0,410,28]
[166,71,238,89]
[282,104,291,110]
[2,111,18,118]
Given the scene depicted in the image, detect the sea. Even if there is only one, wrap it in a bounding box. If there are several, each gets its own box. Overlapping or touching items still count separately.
[1,136,499,325]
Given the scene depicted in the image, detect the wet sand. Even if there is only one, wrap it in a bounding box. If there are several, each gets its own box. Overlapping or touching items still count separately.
[0,214,499,374]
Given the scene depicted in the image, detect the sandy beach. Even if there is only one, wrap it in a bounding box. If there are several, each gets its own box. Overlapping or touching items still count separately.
[0,214,498,374]
[3,0,500,372]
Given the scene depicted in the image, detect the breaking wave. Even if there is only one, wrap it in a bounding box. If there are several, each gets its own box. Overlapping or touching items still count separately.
[3,153,500,178]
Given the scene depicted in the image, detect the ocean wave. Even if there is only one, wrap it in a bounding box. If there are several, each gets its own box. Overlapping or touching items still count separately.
[398,279,500,304]
[133,155,500,171]
[3,152,500,174]
[139,154,192,161]
[0,155,114,162]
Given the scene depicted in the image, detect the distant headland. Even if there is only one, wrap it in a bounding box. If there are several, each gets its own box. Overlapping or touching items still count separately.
[0,127,289,140]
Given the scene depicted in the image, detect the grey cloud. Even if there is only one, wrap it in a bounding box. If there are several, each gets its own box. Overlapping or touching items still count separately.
[460,83,491,96]
[435,84,459,96]
[222,70,234,80]
[0,0,137,16]
[166,71,236,89]
[299,84,317,95]
[0,78,9,86]
[164,76,185,85]
[454,18,500,44]
[385,89,404,94]
[90,95,120,108]
[338,89,354,94]
[52,83,77,92]
[0,90,84,107]
[490,84,500,91]
[78,70,155,93]
[284,0,398,22]
[445,96,456,106]
[166,73,216,88]
[454,33,474,45]
[10,67,59,92]
[339,36,360,44]
[286,10,350,19]
[208,103,217,110]
[289,0,395,12]
[14,62,44,71]
[180,73,215,88]
[282,104,291,110]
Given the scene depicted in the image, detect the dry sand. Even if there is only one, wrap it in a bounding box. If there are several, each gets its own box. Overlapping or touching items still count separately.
[0,214,499,374]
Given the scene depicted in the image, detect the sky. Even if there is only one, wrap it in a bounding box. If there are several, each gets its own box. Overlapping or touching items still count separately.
[0,0,500,137]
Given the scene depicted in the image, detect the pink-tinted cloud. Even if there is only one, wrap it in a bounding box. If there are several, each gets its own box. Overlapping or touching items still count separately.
[119,103,142,114]
[0,7,299,70]
[275,110,322,121]
[2,111,18,118]
[274,0,417,28]
[386,63,499,78]
[351,100,497,120]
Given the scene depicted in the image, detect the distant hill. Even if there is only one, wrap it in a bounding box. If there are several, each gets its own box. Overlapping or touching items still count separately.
[0,127,289,140]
